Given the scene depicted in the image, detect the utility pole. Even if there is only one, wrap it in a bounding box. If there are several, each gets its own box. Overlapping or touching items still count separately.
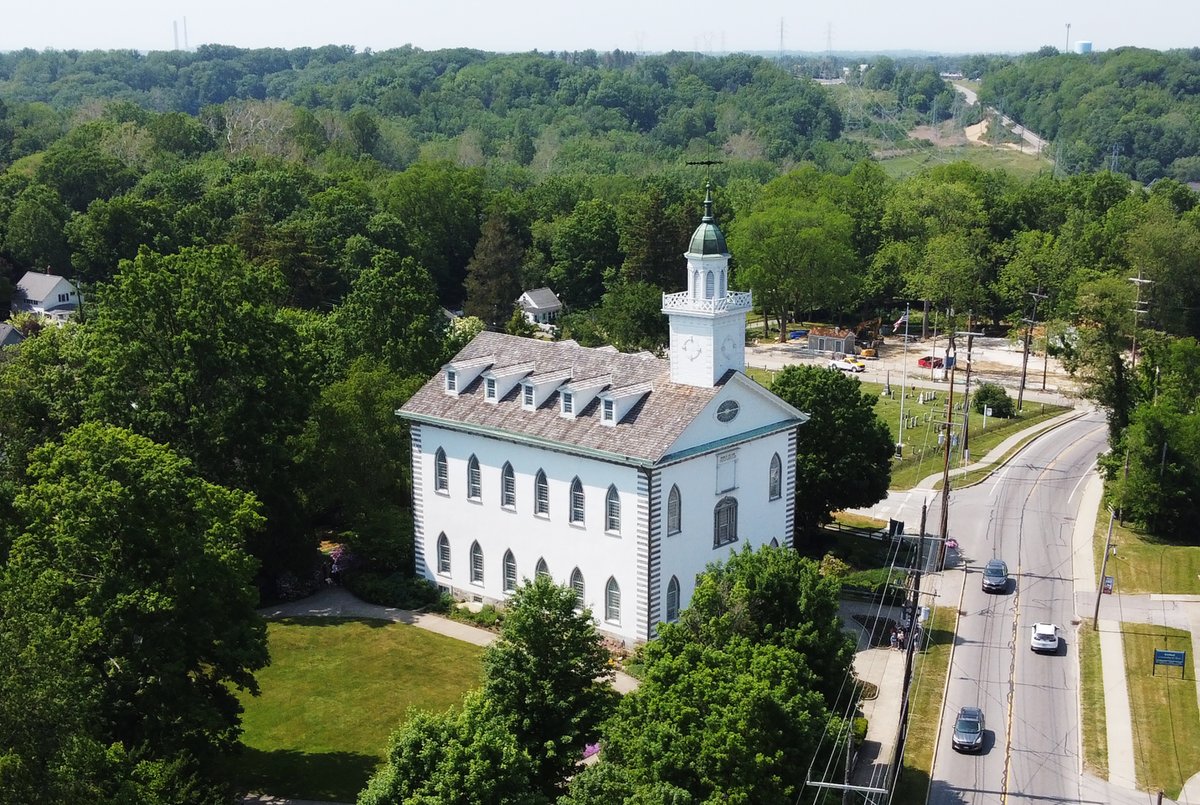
[1093,508,1115,628]
[1017,288,1048,411]
[937,331,959,566]
[958,320,984,464]
[1129,271,1153,372]
[897,303,911,457]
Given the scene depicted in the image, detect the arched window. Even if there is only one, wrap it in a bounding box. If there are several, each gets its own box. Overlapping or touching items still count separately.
[667,485,681,535]
[713,496,738,548]
[534,470,549,515]
[502,549,517,593]
[470,541,484,584]
[605,577,621,624]
[436,533,450,575]
[719,269,726,296]
[434,448,448,492]
[535,557,550,579]
[467,455,481,500]
[666,575,680,622]
[769,453,782,501]
[770,537,779,548]
[605,485,620,533]
[570,567,585,610]
[569,477,585,524]
[501,462,516,509]
[705,271,715,298]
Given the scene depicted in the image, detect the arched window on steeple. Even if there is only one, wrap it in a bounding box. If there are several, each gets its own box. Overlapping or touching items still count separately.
[719,269,726,296]
[705,270,715,299]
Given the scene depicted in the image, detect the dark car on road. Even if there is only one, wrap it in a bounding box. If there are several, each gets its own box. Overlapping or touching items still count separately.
[982,559,1009,593]
[952,706,986,753]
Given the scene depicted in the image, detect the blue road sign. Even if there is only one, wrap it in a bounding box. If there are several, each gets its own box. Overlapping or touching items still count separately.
[1154,649,1186,668]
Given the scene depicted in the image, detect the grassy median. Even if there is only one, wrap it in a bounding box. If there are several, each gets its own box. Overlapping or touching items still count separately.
[893,604,958,803]
[1077,619,1109,779]
[1121,623,1200,798]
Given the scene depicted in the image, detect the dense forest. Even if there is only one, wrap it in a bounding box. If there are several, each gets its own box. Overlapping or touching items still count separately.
[977,46,1200,181]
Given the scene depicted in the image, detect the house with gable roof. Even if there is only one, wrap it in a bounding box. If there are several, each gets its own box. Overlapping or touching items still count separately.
[516,287,563,327]
[14,271,81,323]
[400,187,807,644]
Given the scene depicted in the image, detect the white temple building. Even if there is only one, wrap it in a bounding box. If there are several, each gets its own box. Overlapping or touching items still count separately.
[399,187,808,643]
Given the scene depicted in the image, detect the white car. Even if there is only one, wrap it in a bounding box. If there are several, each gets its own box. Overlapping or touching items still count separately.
[829,359,864,373]
[1030,622,1059,653]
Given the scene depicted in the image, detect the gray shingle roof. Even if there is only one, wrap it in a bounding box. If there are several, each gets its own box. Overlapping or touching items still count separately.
[519,287,562,310]
[16,271,68,302]
[0,323,23,348]
[400,330,723,465]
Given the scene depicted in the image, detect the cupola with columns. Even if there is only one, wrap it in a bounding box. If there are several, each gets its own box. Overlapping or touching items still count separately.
[661,183,752,388]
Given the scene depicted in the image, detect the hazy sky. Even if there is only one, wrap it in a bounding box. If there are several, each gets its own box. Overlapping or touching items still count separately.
[2,0,1195,55]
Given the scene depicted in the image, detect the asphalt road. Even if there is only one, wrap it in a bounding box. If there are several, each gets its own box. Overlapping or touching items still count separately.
[928,411,1110,804]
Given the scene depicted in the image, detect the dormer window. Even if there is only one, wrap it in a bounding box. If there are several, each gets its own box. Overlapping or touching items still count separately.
[561,392,574,415]
[446,370,457,393]
[602,399,615,423]
[485,378,497,400]
[523,384,534,408]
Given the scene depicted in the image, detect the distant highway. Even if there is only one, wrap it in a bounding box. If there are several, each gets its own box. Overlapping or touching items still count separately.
[953,83,1051,157]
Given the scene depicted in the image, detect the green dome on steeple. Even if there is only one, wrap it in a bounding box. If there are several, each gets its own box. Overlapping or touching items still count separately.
[687,183,728,256]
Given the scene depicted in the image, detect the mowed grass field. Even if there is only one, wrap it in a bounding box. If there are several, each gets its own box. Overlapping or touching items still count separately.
[1093,504,1200,596]
[1121,623,1200,798]
[226,617,484,802]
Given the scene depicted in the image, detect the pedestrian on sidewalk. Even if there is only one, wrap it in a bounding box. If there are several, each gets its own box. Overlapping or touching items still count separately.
[889,627,898,650]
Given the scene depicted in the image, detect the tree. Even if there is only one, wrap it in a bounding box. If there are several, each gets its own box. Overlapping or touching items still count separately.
[331,249,448,379]
[1063,275,1138,441]
[565,546,852,804]
[358,693,545,805]
[591,279,668,353]
[972,382,1014,418]
[481,575,618,799]
[0,422,267,803]
[769,365,893,536]
[547,199,622,309]
[728,197,857,341]
[291,358,423,571]
[80,245,311,572]
[464,211,527,328]
[3,183,71,270]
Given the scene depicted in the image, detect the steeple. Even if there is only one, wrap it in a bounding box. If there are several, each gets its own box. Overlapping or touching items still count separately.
[661,185,752,388]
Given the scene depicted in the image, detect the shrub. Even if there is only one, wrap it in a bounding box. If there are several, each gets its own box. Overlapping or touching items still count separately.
[448,603,503,629]
[343,570,446,610]
[818,552,852,577]
[972,382,1014,418]
[853,717,869,747]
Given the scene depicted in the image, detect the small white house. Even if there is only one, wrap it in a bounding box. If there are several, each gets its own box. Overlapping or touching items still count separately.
[14,271,81,323]
[517,288,563,326]
[401,187,808,644]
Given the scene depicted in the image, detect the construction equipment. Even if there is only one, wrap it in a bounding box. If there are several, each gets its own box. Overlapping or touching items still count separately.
[855,317,883,349]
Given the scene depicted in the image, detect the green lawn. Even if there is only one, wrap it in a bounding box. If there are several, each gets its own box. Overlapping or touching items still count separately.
[874,384,1067,490]
[1121,623,1200,798]
[1094,506,1200,595]
[226,617,484,802]
[1078,619,1109,779]
[894,605,958,803]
